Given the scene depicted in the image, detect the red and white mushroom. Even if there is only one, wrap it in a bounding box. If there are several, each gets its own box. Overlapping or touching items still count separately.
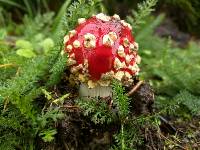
[63,13,141,97]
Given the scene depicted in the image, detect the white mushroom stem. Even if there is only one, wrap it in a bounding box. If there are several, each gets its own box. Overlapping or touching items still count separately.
[79,83,112,98]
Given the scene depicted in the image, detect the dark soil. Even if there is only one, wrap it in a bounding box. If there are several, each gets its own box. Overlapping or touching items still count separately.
[155,17,191,48]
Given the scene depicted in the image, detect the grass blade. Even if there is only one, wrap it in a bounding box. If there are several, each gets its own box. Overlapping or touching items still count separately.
[0,0,26,10]
[51,0,72,33]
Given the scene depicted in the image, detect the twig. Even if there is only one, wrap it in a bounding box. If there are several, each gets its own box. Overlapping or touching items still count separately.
[3,97,9,112]
[62,105,79,109]
[127,80,144,96]
[146,128,157,150]
[15,67,21,76]
[0,63,16,68]
[159,132,185,149]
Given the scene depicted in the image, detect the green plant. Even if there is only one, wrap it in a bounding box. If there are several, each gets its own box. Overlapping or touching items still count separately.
[77,98,116,124]
[112,80,130,118]
[130,8,200,118]
[0,0,101,149]
[111,80,131,150]
[0,0,51,17]
[127,0,158,31]
[159,0,200,35]
[111,80,160,150]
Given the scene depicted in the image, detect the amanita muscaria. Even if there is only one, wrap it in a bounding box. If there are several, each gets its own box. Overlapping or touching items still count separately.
[63,13,141,97]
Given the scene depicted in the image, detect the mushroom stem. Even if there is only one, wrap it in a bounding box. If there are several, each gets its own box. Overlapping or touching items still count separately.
[79,83,112,98]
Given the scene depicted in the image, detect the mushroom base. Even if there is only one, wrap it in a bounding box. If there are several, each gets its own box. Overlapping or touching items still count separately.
[79,83,113,98]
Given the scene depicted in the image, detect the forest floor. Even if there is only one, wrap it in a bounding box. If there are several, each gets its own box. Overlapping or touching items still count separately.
[1,2,200,149]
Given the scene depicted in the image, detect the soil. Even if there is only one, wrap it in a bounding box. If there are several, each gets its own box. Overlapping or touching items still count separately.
[155,17,191,48]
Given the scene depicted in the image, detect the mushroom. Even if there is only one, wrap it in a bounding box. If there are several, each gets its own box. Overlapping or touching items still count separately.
[63,13,140,98]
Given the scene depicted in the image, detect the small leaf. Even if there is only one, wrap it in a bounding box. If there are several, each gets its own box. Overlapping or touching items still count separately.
[39,129,57,142]
[41,89,52,101]
[16,39,33,49]
[53,93,69,105]
[34,33,44,42]
[142,50,152,55]
[16,49,36,58]
[40,38,55,54]
[0,29,7,40]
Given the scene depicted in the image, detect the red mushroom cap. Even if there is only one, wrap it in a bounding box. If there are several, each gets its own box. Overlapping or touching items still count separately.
[64,13,140,88]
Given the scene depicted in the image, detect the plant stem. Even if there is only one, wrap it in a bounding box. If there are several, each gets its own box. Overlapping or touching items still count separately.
[121,123,125,150]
